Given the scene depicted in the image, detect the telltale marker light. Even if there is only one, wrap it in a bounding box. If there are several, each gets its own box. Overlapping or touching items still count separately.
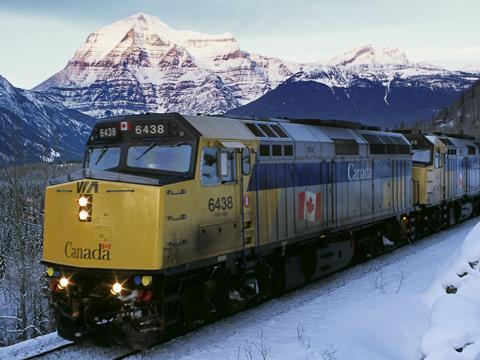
[46,267,54,277]
[141,275,153,286]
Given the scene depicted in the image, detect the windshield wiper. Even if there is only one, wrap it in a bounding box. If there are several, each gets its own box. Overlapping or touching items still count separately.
[94,147,109,165]
[136,143,157,161]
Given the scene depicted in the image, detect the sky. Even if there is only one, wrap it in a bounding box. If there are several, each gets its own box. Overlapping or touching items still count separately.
[0,0,479,89]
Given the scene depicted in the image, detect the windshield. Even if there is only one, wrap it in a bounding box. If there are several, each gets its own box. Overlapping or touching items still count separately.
[412,149,432,164]
[87,147,121,170]
[127,144,192,173]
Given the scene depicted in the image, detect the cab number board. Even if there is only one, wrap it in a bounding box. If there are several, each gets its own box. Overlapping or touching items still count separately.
[133,123,168,137]
[97,126,118,139]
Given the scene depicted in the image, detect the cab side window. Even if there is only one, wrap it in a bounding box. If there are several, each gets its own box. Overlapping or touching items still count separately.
[201,147,236,185]
[220,149,236,183]
[201,147,220,185]
[434,152,440,168]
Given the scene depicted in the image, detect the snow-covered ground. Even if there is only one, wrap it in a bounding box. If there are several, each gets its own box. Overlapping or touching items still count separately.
[1,218,478,360]
[137,219,479,360]
[420,221,480,359]
[0,332,72,359]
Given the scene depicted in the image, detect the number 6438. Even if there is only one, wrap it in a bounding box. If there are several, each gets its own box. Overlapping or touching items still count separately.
[208,196,233,212]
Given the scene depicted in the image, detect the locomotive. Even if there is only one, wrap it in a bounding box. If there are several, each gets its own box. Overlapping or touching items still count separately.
[42,113,480,345]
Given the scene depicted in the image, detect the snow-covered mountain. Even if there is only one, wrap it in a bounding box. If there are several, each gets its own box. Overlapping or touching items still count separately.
[326,44,410,67]
[35,13,300,118]
[34,14,479,125]
[463,63,480,73]
[0,74,95,163]
[229,45,480,127]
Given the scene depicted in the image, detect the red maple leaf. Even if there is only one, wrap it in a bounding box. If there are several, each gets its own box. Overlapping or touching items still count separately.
[306,196,314,213]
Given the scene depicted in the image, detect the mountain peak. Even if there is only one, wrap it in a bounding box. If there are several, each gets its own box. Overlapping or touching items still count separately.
[0,73,95,163]
[132,12,153,20]
[327,44,410,67]
[463,63,480,73]
[34,12,300,117]
[126,12,173,30]
[67,12,243,67]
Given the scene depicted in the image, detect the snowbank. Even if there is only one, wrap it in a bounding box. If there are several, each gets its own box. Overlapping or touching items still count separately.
[136,220,474,360]
[0,332,71,359]
[420,221,480,359]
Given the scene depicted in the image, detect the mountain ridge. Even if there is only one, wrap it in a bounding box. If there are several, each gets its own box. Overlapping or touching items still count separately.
[33,12,480,126]
[227,63,479,127]
[35,13,300,118]
[0,74,95,163]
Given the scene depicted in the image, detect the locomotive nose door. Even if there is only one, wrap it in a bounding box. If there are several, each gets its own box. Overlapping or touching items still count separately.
[440,150,446,201]
[221,142,255,256]
[239,146,255,258]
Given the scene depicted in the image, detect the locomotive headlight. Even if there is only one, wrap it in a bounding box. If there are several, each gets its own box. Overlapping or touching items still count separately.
[78,194,92,222]
[78,196,89,207]
[78,210,89,221]
[112,282,122,295]
[59,277,69,289]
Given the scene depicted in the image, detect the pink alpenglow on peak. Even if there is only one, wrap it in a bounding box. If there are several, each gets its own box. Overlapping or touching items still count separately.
[34,13,300,118]
[33,13,479,121]
[327,44,410,67]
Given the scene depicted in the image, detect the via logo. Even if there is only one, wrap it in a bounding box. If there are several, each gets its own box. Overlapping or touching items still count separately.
[76,181,99,194]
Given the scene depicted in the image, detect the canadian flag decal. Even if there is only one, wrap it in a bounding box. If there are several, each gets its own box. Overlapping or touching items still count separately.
[298,191,321,222]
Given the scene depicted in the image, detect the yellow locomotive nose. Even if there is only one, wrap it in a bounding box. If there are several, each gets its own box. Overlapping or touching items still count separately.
[43,179,163,270]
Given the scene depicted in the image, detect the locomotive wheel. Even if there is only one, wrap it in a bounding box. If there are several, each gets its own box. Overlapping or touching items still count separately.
[55,310,81,340]
[255,261,274,300]
[301,246,317,281]
[113,320,162,350]
[179,280,212,330]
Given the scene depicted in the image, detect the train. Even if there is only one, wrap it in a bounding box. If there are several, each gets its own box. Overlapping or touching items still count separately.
[42,113,480,346]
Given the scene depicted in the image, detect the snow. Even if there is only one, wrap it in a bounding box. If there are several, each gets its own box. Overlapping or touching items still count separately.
[130,219,478,360]
[327,44,410,67]
[296,45,469,92]
[463,64,480,73]
[0,74,95,163]
[0,332,72,359]
[292,61,477,95]
[72,12,240,71]
[2,218,479,359]
[34,13,479,117]
[34,12,300,115]
[76,12,174,64]
[420,221,480,359]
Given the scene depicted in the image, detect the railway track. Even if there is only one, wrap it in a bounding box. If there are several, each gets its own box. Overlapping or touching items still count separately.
[24,341,140,360]
[23,342,75,359]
